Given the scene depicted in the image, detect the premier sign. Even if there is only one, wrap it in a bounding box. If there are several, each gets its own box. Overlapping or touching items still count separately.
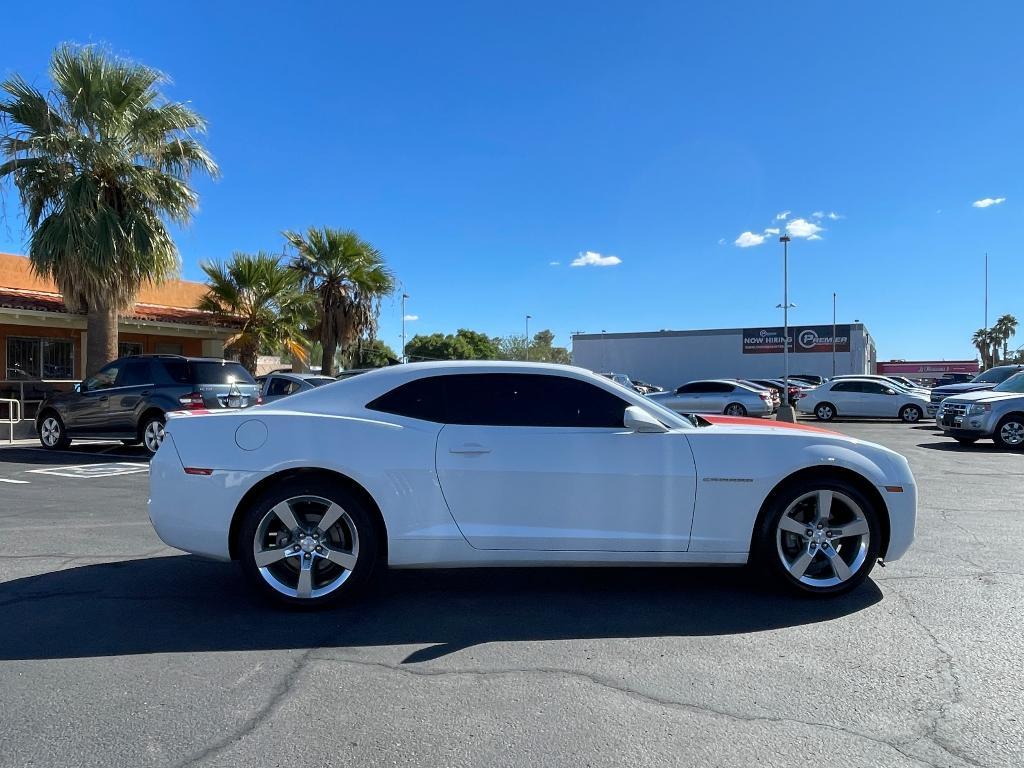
[742,325,851,354]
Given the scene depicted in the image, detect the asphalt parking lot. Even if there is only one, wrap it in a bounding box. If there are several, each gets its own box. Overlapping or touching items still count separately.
[0,422,1020,768]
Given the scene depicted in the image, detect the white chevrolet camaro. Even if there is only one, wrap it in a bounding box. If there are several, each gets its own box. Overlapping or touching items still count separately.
[148,362,917,607]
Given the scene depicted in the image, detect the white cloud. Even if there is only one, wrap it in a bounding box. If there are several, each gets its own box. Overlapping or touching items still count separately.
[811,211,825,219]
[826,211,843,220]
[717,238,726,245]
[763,227,780,235]
[972,197,1006,208]
[775,210,791,220]
[807,234,823,241]
[786,218,824,238]
[735,231,766,248]
[403,314,419,321]
[571,250,622,267]
[548,261,560,266]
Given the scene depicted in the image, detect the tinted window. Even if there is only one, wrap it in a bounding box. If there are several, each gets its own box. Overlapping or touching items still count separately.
[697,382,734,394]
[160,360,191,384]
[975,366,1022,384]
[444,373,628,428]
[118,359,152,387]
[367,376,446,422]
[994,373,1024,393]
[307,377,335,387]
[860,381,890,395]
[831,381,861,392]
[266,377,294,397]
[191,361,256,385]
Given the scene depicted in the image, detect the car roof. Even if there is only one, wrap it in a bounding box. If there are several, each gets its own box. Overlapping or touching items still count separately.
[268,372,334,381]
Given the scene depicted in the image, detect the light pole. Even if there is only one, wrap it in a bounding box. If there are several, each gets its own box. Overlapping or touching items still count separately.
[832,291,837,377]
[401,293,410,363]
[777,235,796,422]
[525,314,532,361]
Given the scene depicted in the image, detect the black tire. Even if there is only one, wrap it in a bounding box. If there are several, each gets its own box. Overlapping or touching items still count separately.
[237,477,382,608]
[140,413,166,455]
[814,403,836,422]
[993,414,1024,449]
[753,476,881,597]
[955,437,978,446]
[899,405,923,424]
[37,411,71,450]
[724,403,747,417]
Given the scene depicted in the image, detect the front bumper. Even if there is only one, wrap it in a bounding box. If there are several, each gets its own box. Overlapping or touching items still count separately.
[935,406,997,437]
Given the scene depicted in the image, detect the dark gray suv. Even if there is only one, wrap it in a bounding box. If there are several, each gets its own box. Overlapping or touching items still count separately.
[35,355,260,454]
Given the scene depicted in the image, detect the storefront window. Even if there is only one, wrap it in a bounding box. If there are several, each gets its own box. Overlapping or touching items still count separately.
[6,337,74,380]
[119,341,144,358]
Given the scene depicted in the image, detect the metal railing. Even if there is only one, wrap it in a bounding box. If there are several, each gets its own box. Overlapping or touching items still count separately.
[0,398,21,444]
[0,379,80,421]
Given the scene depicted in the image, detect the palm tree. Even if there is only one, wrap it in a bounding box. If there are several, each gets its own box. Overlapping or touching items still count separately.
[995,314,1018,363]
[972,328,993,369]
[284,227,395,375]
[197,252,312,373]
[0,44,217,375]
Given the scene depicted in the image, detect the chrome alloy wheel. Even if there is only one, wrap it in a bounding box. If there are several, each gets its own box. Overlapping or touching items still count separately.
[252,495,360,600]
[816,404,834,420]
[143,420,165,453]
[725,403,746,416]
[40,417,61,447]
[775,490,870,588]
[1000,420,1024,446]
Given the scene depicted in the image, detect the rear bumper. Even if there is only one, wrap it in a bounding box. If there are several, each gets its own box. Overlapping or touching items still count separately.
[148,433,264,560]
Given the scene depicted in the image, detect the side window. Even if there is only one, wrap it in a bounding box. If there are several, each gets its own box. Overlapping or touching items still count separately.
[366,376,447,422]
[84,362,124,391]
[159,360,191,384]
[675,383,697,394]
[861,381,888,395]
[117,359,152,387]
[266,377,292,397]
[831,381,860,393]
[445,373,628,428]
[708,382,734,393]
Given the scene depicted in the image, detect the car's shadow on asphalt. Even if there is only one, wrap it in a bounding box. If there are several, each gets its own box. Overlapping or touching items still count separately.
[0,556,882,662]
[917,440,1019,454]
[0,445,150,466]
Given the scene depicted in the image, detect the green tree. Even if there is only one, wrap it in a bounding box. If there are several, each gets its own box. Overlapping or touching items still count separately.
[496,330,571,363]
[0,45,217,375]
[285,226,395,375]
[198,252,312,373]
[349,338,399,369]
[995,314,1018,363]
[405,329,498,361]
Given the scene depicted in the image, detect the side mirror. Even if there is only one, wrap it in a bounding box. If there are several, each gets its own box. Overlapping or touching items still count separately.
[884,388,896,395]
[74,382,83,393]
[624,405,668,433]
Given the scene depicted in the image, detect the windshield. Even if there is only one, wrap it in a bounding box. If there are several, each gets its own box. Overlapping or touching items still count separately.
[638,394,693,429]
[973,367,1021,384]
[307,377,336,387]
[992,372,1024,393]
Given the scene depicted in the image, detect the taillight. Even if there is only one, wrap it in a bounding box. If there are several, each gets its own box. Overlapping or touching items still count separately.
[256,395,264,405]
[178,391,205,409]
[183,467,213,476]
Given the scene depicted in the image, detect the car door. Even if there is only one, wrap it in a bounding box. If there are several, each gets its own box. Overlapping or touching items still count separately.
[106,359,155,434]
[859,381,899,417]
[702,382,736,413]
[434,372,697,551]
[667,382,704,412]
[65,361,124,434]
[825,381,860,415]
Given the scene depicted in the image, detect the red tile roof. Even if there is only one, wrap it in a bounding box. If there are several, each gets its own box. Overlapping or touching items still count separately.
[0,287,240,328]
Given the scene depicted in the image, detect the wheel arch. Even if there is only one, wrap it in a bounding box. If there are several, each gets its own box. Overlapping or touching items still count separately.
[750,465,891,558]
[136,407,167,438]
[227,467,389,564]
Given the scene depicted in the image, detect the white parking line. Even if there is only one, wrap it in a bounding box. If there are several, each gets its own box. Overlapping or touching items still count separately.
[0,478,30,484]
[26,462,150,479]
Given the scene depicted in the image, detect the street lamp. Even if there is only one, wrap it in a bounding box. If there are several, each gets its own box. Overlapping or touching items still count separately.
[832,292,837,377]
[525,314,532,361]
[778,235,796,422]
[401,293,410,363]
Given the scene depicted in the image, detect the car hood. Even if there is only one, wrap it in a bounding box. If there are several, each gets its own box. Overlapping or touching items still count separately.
[931,382,996,397]
[944,390,1024,404]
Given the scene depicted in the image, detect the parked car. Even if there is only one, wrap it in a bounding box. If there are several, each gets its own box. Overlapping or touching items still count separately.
[789,374,825,386]
[629,378,664,395]
[257,372,336,403]
[750,378,805,405]
[36,355,260,454]
[738,379,780,411]
[797,378,930,423]
[927,365,1024,416]
[934,373,974,386]
[148,361,917,607]
[936,371,1024,448]
[646,379,774,417]
[336,368,376,381]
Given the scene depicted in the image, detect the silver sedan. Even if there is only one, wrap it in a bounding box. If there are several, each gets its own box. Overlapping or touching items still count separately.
[646,379,774,417]
[257,372,337,403]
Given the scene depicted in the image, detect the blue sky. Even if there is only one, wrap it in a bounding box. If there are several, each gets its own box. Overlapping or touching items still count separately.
[2,1,1022,361]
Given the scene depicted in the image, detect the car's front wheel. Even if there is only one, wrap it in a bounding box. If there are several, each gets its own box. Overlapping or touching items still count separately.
[756,478,881,596]
[140,414,166,455]
[814,403,836,421]
[38,412,71,450]
[993,415,1024,449]
[237,478,381,608]
[899,405,923,423]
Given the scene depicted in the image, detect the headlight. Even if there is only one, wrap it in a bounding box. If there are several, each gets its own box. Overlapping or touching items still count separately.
[967,403,992,416]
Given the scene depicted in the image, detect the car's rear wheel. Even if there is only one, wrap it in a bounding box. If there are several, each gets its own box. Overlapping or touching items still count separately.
[38,413,71,450]
[238,478,381,608]
[814,403,836,421]
[899,405,923,423]
[724,403,747,417]
[756,478,880,596]
[140,414,166,455]
[993,415,1024,449]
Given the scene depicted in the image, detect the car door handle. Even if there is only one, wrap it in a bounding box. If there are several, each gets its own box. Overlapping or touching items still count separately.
[449,443,491,455]
[140,390,151,396]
